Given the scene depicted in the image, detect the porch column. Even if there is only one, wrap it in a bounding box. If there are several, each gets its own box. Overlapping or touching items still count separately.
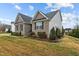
[23,24,26,35]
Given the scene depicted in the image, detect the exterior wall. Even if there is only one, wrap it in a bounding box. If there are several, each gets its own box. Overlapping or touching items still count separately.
[15,15,32,36]
[15,23,31,36]
[15,15,23,33]
[32,20,49,38]
[49,11,62,37]
[15,23,22,33]
[23,23,32,35]
[11,22,15,32]
[35,13,45,19]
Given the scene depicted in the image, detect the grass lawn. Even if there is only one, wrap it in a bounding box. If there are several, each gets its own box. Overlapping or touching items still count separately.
[0,33,79,56]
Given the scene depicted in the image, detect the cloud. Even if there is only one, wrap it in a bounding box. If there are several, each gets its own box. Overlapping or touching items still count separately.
[56,3,74,9]
[12,4,21,11]
[28,5,34,11]
[51,9,59,11]
[14,5,21,11]
[62,12,78,28]
[45,3,74,11]
[0,18,11,25]
[45,3,53,9]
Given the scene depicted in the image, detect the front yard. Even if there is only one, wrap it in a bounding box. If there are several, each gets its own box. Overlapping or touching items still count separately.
[0,33,79,56]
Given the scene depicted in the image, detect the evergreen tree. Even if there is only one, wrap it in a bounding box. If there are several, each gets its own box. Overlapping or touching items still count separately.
[49,27,56,40]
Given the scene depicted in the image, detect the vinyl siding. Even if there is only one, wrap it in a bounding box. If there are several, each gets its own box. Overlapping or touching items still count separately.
[49,11,62,37]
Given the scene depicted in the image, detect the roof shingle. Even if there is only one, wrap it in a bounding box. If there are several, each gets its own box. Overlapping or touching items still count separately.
[18,13,32,23]
[45,10,59,20]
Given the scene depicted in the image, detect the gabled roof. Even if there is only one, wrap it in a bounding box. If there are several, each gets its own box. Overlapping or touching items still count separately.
[32,11,48,20]
[17,13,32,23]
[32,10,60,21]
[45,10,59,20]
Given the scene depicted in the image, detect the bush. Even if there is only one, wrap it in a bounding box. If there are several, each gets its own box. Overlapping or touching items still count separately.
[7,28,11,33]
[69,29,79,38]
[49,27,56,40]
[29,32,36,37]
[62,27,65,37]
[30,32,35,35]
[37,32,47,38]
[49,27,62,40]
[11,32,21,36]
[56,28,61,38]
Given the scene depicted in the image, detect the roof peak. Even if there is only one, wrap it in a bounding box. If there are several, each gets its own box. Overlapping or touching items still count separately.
[17,13,32,18]
[36,9,60,14]
[46,9,59,14]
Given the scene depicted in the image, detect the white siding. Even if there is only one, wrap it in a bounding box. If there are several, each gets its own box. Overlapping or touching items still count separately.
[11,23,15,32]
[49,11,62,36]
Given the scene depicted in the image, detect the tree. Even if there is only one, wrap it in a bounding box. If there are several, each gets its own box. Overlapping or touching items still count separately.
[62,26,65,37]
[56,28,61,38]
[49,27,56,40]
[75,18,79,30]
[7,28,11,33]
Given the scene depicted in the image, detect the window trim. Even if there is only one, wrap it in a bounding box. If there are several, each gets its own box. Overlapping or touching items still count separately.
[35,21,44,30]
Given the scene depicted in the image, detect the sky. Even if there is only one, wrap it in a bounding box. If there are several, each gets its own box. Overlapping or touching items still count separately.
[0,3,79,28]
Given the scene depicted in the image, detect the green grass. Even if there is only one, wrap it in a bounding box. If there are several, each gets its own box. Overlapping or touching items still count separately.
[0,33,79,56]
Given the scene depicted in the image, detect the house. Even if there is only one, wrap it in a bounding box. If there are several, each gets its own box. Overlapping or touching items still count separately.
[32,10,62,38]
[5,24,11,32]
[14,13,32,35]
[12,9,62,38]
[11,22,15,32]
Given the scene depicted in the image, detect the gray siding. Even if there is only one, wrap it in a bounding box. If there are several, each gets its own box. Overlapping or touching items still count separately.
[15,15,32,36]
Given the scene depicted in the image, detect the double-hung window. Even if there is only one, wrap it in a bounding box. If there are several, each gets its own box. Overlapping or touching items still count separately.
[35,21,44,30]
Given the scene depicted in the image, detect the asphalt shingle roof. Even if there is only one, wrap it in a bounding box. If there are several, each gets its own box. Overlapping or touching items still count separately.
[17,10,59,23]
[18,13,32,23]
[32,10,59,21]
[45,10,59,20]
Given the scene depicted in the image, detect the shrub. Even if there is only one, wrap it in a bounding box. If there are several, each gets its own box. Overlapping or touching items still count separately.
[7,28,11,33]
[62,27,65,37]
[30,32,35,35]
[49,27,56,40]
[29,32,36,38]
[11,32,21,36]
[56,28,61,38]
[69,29,79,38]
[37,32,47,38]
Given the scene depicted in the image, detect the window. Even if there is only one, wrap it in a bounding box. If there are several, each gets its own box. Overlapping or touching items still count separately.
[20,24,23,31]
[35,21,44,29]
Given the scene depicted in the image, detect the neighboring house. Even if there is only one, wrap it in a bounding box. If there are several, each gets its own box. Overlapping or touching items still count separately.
[12,9,62,38]
[32,10,62,38]
[11,22,15,32]
[14,13,32,35]
[5,24,11,32]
